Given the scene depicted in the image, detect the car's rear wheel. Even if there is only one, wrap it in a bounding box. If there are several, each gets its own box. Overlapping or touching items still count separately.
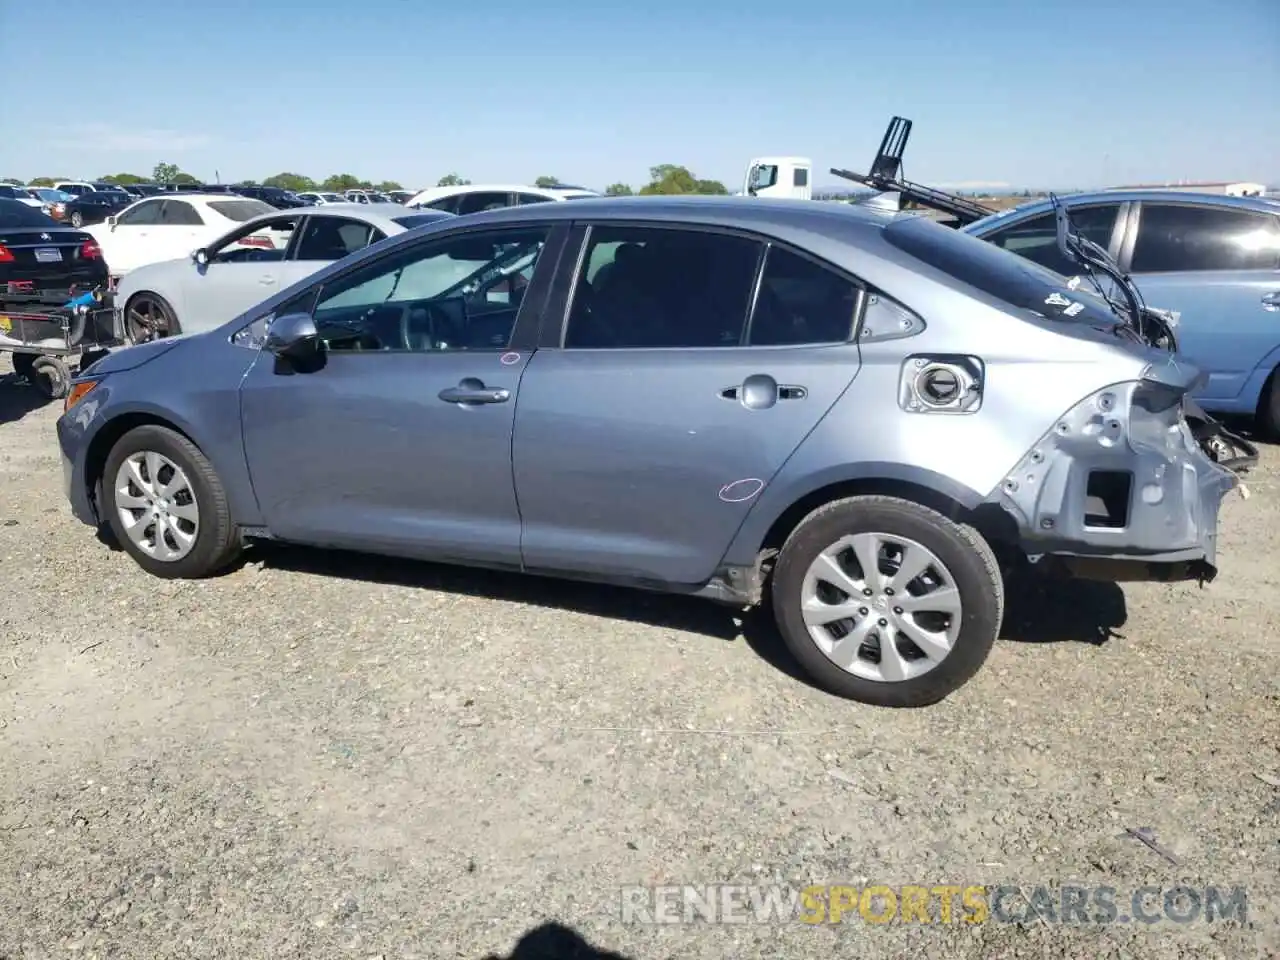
[1257,367,1280,440]
[70,211,84,227]
[124,292,181,344]
[102,425,242,579]
[771,495,1004,708]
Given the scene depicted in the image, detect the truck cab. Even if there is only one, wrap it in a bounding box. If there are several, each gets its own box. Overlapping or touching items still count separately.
[742,157,812,200]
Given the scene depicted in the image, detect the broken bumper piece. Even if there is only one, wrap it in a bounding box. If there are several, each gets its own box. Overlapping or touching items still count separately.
[990,379,1239,583]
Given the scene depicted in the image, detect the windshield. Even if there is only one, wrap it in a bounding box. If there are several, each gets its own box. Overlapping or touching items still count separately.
[208,199,275,221]
[883,215,1120,326]
[0,200,59,228]
[34,189,71,201]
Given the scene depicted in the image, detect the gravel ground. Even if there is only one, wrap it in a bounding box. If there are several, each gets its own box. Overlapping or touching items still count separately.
[1,355,1277,960]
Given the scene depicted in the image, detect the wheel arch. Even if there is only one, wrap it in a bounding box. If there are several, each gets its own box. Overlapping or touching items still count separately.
[724,465,1022,570]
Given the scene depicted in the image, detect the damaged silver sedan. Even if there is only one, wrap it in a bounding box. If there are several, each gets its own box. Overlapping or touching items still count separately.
[56,196,1249,708]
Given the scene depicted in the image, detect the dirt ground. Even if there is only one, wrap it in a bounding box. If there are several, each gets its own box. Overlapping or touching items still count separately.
[1,355,1276,960]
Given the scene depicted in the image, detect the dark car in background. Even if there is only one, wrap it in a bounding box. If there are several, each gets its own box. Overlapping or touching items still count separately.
[0,200,107,296]
[232,185,307,209]
[64,189,133,227]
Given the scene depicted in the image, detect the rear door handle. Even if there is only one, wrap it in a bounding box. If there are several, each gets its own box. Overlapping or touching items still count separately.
[439,377,510,405]
[1263,292,1280,311]
[720,373,807,410]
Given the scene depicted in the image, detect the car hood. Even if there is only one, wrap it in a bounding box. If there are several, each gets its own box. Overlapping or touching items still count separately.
[80,333,197,377]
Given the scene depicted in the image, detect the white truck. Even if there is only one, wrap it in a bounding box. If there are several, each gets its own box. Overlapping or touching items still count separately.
[740,156,812,200]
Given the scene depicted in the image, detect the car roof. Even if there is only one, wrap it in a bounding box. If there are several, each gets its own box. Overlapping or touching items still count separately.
[412,183,597,199]
[965,189,1280,231]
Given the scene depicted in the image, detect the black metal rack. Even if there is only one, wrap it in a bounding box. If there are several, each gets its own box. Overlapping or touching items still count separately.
[830,116,998,226]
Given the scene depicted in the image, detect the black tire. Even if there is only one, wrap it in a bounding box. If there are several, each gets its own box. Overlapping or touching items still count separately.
[10,352,37,380]
[1257,368,1280,441]
[101,424,242,579]
[124,292,181,344]
[770,495,1004,708]
[30,356,70,399]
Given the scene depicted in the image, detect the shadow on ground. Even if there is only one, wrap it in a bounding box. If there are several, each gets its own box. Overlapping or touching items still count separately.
[243,540,1129,692]
[0,375,51,425]
[478,922,633,960]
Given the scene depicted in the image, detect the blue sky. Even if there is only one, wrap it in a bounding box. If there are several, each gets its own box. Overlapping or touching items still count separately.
[2,0,1276,191]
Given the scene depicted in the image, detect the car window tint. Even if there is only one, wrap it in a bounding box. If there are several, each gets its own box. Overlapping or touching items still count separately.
[294,217,376,261]
[515,193,553,205]
[309,226,550,352]
[455,192,511,215]
[0,200,57,228]
[748,246,860,345]
[116,199,163,225]
[984,205,1118,275]
[564,226,762,348]
[1131,204,1280,272]
[160,200,204,225]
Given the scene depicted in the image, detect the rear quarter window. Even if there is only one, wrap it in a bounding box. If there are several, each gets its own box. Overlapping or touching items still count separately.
[208,199,275,221]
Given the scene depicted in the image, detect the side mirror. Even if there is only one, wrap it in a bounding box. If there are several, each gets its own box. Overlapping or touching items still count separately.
[192,248,209,266]
[106,215,117,229]
[263,311,319,359]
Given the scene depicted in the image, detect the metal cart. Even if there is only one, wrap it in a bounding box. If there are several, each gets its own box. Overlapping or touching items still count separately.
[0,286,122,399]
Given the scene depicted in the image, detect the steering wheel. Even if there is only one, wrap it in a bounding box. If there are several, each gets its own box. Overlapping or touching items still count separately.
[397,302,456,351]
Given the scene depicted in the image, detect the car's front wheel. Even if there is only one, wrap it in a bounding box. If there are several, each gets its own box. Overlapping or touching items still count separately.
[124,292,181,344]
[102,425,242,578]
[771,495,1004,708]
[70,211,84,227]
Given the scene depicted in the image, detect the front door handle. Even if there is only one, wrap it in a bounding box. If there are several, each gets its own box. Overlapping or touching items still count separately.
[439,377,510,405]
[1263,292,1280,311]
[720,373,807,409]
[259,275,276,286]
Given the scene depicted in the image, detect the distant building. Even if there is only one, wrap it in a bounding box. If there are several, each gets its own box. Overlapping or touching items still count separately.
[1107,180,1267,197]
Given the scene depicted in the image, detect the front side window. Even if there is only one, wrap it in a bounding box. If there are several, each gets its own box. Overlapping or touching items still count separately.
[211,216,299,263]
[160,200,204,225]
[750,165,779,191]
[1131,204,1280,272]
[983,204,1118,275]
[116,199,163,226]
[564,226,762,348]
[307,226,550,352]
[293,216,381,261]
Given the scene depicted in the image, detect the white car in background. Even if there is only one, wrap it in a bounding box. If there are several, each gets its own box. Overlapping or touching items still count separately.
[406,182,597,214]
[114,203,455,342]
[296,191,346,205]
[85,194,277,277]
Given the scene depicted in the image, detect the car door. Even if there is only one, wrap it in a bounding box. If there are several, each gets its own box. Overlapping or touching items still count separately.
[1120,201,1280,405]
[172,214,303,331]
[96,197,164,274]
[237,221,568,563]
[152,198,208,264]
[512,223,865,585]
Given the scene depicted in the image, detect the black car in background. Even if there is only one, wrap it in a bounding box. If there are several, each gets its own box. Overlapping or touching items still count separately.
[0,200,108,297]
[118,183,166,199]
[63,189,133,227]
[231,184,306,209]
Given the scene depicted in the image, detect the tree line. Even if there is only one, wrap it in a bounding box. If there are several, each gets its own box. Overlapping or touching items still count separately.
[5,162,733,197]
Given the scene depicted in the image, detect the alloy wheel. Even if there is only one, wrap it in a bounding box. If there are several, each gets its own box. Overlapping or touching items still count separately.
[125,296,173,344]
[113,450,200,561]
[800,532,963,683]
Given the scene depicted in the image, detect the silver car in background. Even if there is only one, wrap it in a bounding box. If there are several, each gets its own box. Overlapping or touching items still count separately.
[114,203,455,341]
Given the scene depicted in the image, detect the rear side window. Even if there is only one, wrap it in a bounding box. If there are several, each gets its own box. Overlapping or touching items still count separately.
[1131,204,1280,272]
[883,215,1117,324]
[455,192,512,215]
[208,199,274,221]
[564,226,761,348]
[160,200,204,225]
[748,246,859,345]
[0,186,20,199]
[982,204,1119,275]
